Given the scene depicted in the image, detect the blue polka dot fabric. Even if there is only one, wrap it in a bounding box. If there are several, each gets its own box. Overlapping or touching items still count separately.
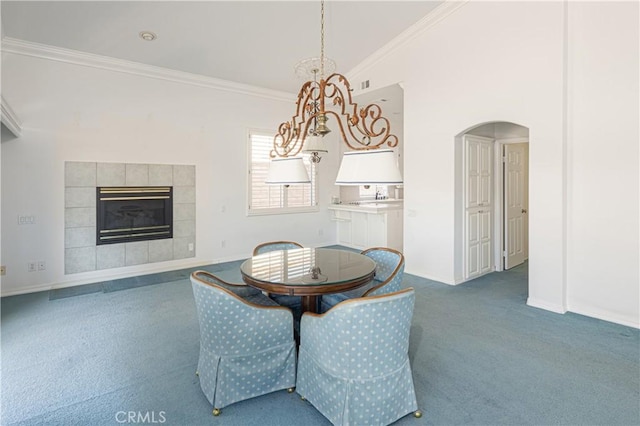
[193,270,261,299]
[321,248,405,312]
[253,241,303,255]
[297,288,418,425]
[190,271,296,411]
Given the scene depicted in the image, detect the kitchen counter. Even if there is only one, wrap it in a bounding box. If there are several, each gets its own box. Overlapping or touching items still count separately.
[328,201,403,214]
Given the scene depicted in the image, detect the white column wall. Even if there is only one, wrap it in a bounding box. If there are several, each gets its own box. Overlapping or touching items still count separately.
[348,1,639,326]
[1,52,338,295]
[565,2,639,326]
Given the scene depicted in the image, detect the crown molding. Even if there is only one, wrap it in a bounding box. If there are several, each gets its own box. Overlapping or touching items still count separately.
[1,37,295,103]
[347,0,469,79]
[1,95,23,137]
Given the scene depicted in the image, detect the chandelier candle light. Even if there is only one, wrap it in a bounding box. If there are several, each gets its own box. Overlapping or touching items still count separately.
[267,0,403,186]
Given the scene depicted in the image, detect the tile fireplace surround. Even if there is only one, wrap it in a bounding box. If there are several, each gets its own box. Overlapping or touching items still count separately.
[65,161,196,274]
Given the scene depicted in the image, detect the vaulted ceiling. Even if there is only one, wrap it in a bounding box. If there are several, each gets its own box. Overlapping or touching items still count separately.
[1,1,442,94]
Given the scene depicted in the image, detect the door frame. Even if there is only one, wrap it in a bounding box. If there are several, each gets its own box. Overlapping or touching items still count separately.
[493,137,529,272]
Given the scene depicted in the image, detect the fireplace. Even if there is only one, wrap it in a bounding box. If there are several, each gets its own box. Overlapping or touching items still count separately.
[96,187,173,245]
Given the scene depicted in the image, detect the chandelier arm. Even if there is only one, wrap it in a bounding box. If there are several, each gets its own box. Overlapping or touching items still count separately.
[322,110,363,151]
[322,73,399,150]
[273,81,320,157]
[357,104,399,147]
[322,109,397,151]
[272,119,315,159]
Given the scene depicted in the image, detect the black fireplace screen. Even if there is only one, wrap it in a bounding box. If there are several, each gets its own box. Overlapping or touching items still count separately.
[96,187,173,245]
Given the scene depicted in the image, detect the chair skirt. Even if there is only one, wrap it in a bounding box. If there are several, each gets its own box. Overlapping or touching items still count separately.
[296,345,418,426]
[198,342,296,409]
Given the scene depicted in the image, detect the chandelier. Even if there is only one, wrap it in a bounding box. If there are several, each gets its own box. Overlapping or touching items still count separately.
[267,0,403,186]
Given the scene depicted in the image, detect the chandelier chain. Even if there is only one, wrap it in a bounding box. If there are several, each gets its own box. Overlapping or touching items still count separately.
[320,0,325,78]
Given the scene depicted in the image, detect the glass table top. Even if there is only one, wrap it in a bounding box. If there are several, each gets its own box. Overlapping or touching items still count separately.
[240,248,376,287]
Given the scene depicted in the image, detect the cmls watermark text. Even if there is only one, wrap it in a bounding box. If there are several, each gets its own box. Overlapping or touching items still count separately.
[115,411,166,424]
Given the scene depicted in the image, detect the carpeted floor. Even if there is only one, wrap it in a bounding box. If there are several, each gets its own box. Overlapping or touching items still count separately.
[1,258,638,425]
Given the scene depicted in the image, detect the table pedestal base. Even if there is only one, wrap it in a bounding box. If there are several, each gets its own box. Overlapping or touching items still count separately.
[301,295,318,314]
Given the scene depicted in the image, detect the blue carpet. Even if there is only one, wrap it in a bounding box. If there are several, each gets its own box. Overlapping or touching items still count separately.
[2,260,639,425]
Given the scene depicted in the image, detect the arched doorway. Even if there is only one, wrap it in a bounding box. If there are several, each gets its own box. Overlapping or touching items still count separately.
[454,121,530,283]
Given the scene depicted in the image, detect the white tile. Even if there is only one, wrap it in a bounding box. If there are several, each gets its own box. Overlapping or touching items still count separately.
[65,207,96,227]
[65,187,96,208]
[173,165,195,186]
[97,163,126,186]
[173,220,195,237]
[65,227,96,248]
[149,239,174,263]
[174,186,195,204]
[173,203,195,221]
[65,247,96,274]
[173,237,195,259]
[97,244,125,269]
[149,164,173,186]
[65,162,96,187]
[125,241,149,266]
[125,164,149,186]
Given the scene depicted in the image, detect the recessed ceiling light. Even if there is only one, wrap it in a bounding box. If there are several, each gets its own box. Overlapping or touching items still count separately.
[139,31,157,41]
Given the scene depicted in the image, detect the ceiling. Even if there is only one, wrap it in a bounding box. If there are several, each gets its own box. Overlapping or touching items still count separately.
[1,1,442,95]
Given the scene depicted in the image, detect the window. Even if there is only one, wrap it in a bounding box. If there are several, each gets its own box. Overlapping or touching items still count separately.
[359,185,389,199]
[248,130,317,215]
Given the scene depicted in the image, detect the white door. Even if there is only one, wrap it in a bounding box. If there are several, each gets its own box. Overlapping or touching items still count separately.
[503,143,528,269]
[466,209,492,277]
[464,135,493,280]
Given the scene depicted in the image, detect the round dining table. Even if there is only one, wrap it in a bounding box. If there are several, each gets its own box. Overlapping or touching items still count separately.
[240,247,376,313]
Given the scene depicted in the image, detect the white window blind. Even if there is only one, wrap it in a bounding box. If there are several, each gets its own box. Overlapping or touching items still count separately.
[248,131,317,214]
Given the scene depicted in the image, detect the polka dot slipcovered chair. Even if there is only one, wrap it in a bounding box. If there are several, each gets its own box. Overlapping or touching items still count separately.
[190,271,297,416]
[297,288,421,425]
[320,247,405,313]
[192,270,270,305]
[253,241,304,317]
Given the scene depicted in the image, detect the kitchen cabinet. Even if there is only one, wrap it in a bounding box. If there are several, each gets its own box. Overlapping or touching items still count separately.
[329,203,403,251]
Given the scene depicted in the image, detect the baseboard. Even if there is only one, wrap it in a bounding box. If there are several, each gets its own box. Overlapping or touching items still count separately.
[1,258,214,297]
[1,282,56,297]
[527,297,567,314]
[211,253,253,265]
[404,267,453,285]
[568,303,640,329]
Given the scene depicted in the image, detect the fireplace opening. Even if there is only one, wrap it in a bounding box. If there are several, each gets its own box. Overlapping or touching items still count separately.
[97,187,173,245]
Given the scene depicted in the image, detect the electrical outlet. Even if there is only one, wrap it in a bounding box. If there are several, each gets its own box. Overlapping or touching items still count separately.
[221,240,226,248]
[38,261,46,271]
[0,266,6,276]
[28,262,37,272]
[188,243,194,252]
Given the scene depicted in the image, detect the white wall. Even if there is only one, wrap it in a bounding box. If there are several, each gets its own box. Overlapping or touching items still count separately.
[1,51,338,295]
[565,2,639,326]
[348,1,638,327]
